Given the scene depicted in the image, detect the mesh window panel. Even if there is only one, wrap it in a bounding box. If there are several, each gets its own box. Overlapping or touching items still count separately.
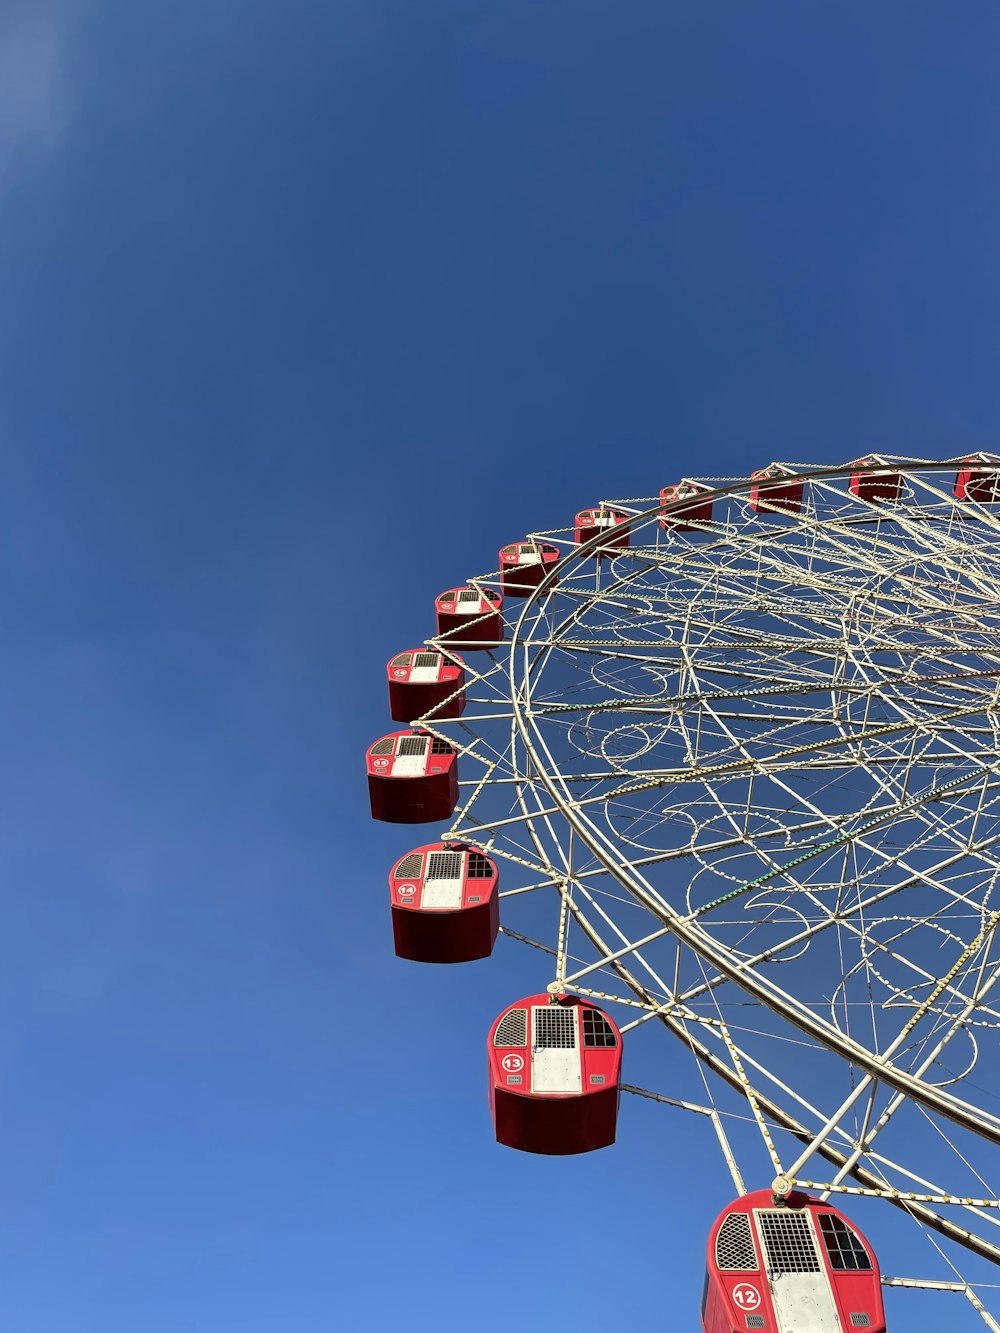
[398,737,428,757]
[394,853,424,878]
[746,1318,765,1329]
[715,1214,758,1272]
[581,1009,617,1049]
[501,544,518,556]
[818,1216,873,1272]
[534,1007,577,1050]
[457,589,480,603]
[391,653,412,666]
[466,852,495,878]
[494,1010,527,1047]
[850,1317,871,1328]
[486,590,501,603]
[757,1211,821,1274]
[413,652,440,668]
[426,852,463,879]
[371,739,395,756]
[541,544,558,556]
[430,738,454,755]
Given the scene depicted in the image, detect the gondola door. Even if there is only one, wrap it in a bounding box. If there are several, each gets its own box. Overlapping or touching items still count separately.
[755,1210,840,1333]
[408,651,442,683]
[531,1005,582,1094]
[393,735,429,777]
[420,848,464,909]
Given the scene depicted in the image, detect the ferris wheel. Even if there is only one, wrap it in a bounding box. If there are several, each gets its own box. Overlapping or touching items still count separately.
[366,456,1000,1332]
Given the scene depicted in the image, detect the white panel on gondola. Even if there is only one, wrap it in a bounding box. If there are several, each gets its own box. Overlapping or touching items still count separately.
[393,735,429,777]
[755,1210,838,1333]
[531,1005,581,1093]
[409,651,442,684]
[421,849,464,909]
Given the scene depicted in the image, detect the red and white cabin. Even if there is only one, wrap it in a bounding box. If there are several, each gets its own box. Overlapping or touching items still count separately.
[389,842,499,963]
[849,456,906,504]
[499,541,560,597]
[701,1189,886,1333]
[749,464,804,516]
[574,507,630,555]
[435,586,504,648]
[387,649,465,722]
[488,994,622,1154]
[366,729,459,824]
[955,452,1000,504]
[660,482,714,531]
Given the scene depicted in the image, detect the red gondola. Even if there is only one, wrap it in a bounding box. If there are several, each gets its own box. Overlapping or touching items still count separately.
[387,649,465,722]
[366,729,459,824]
[701,1188,886,1333]
[435,586,504,648]
[574,507,630,556]
[499,541,560,597]
[849,456,906,504]
[389,841,499,962]
[488,993,622,1154]
[749,464,804,516]
[955,452,1000,503]
[660,482,714,531]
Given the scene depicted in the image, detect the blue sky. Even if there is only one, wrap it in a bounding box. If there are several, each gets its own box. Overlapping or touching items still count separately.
[0,2,999,1329]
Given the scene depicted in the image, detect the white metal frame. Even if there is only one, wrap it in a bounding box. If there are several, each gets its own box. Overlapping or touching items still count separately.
[392,458,1000,1324]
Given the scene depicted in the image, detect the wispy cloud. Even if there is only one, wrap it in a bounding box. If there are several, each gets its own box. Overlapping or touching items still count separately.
[0,1,83,181]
